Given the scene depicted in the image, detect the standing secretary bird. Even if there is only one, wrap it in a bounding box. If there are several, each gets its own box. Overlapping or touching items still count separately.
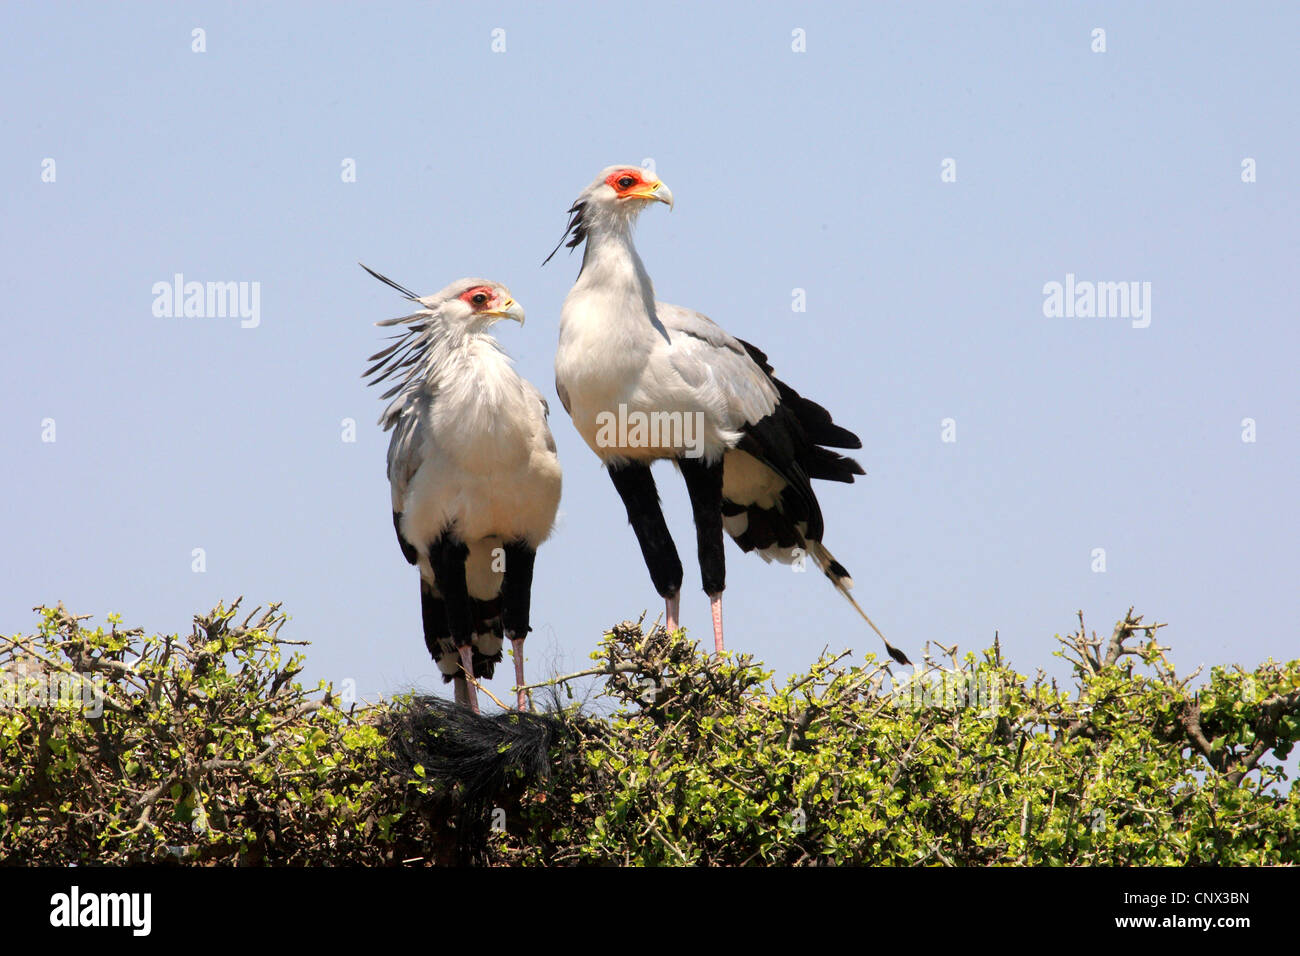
[549,166,909,665]
[362,265,562,712]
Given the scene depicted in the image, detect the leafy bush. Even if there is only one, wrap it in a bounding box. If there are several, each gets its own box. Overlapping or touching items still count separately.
[489,613,1299,865]
[0,602,435,864]
[2,602,1296,865]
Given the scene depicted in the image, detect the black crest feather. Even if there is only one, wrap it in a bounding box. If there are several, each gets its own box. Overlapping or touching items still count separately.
[542,201,588,266]
[358,263,442,427]
[358,261,420,300]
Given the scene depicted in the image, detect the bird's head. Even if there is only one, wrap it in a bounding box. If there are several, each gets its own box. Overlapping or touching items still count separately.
[430,278,526,330]
[544,165,673,265]
[584,165,674,212]
[361,265,525,332]
[362,268,527,411]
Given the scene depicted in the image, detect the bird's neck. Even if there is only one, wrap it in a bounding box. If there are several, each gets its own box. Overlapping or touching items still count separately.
[425,326,508,384]
[573,213,657,318]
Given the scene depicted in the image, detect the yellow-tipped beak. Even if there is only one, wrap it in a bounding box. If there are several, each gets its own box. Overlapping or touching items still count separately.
[630,180,673,208]
[485,297,525,325]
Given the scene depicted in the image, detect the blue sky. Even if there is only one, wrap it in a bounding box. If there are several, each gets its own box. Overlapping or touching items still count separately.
[2,1,1296,707]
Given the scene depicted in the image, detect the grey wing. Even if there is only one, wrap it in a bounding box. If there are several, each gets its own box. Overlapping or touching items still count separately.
[657,302,779,428]
[523,379,559,455]
[385,389,430,566]
[385,386,431,510]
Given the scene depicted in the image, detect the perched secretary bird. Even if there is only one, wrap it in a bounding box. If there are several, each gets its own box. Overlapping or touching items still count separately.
[549,166,909,666]
[361,265,563,712]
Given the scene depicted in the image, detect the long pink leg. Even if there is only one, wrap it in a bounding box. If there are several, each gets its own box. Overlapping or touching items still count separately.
[709,592,724,654]
[510,635,528,711]
[666,592,680,632]
[457,645,480,713]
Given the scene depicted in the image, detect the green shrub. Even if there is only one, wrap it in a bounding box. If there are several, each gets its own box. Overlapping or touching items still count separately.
[2,602,1296,865]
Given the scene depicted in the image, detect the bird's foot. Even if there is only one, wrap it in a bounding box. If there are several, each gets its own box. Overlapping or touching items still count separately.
[665,593,680,633]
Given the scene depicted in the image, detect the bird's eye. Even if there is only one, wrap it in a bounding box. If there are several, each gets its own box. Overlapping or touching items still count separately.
[617,176,636,189]
[472,293,487,305]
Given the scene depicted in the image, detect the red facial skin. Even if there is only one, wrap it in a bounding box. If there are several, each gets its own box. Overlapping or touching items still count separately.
[605,168,647,195]
[458,286,497,310]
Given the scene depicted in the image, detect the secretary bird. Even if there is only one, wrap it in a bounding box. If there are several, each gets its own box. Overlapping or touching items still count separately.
[548,166,909,665]
[361,265,563,712]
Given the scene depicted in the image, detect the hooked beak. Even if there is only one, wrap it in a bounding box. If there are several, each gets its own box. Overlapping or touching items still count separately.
[484,297,525,326]
[629,179,673,209]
